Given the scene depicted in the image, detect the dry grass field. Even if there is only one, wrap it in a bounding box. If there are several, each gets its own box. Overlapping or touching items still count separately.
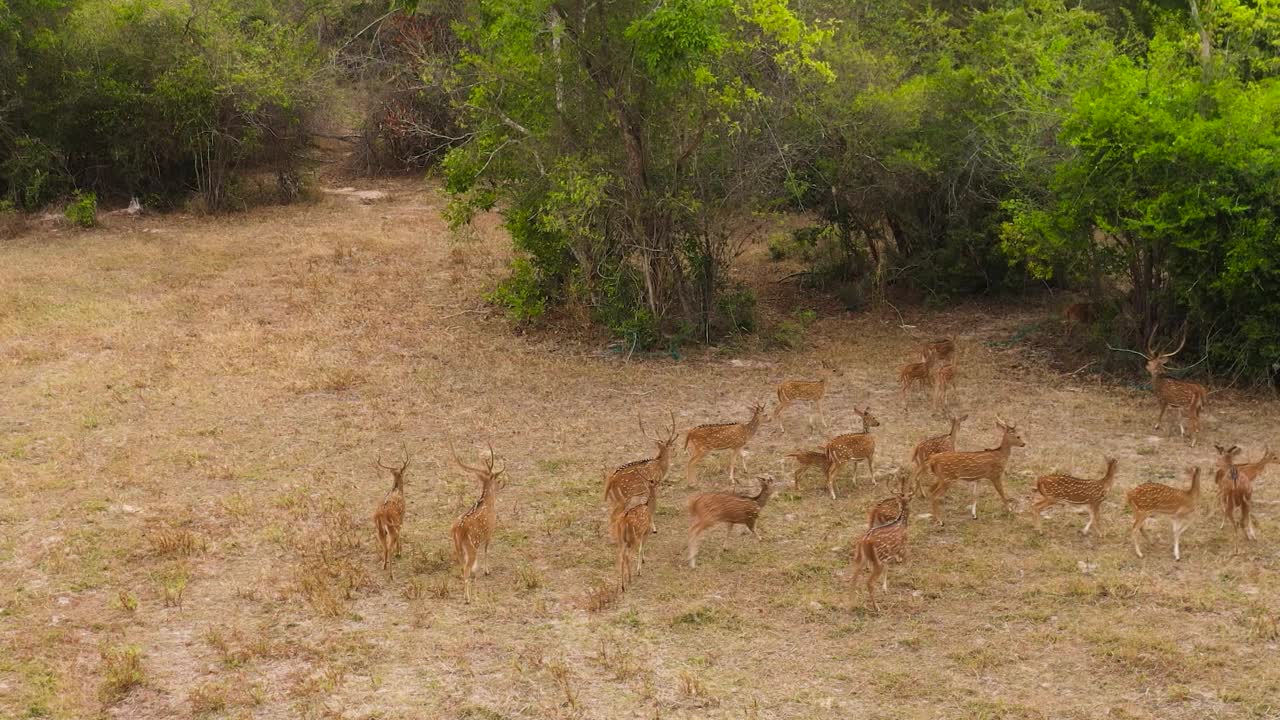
[3,181,1280,720]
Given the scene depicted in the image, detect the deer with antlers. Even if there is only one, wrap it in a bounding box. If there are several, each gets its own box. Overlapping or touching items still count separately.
[610,493,653,591]
[773,361,841,434]
[684,403,767,487]
[849,496,909,611]
[822,407,881,499]
[604,412,677,533]
[1128,467,1201,560]
[785,448,831,491]
[1029,457,1118,536]
[1109,325,1208,445]
[909,415,967,498]
[924,415,1026,525]
[371,447,410,577]
[1214,444,1258,545]
[450,441,505,603]
[898,353,935,413]
[686,475,775,568]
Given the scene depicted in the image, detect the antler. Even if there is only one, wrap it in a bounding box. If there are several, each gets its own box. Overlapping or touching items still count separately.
[638,413,651,441]
[995,413,1010,429]
[376,443,410,473]
[486,441,505,476]
[449,439,486,476]
[1159,326,1188,359]
[665,409,677,443]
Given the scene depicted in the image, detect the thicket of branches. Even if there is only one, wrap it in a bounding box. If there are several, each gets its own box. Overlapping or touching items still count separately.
[3,0,1277,383]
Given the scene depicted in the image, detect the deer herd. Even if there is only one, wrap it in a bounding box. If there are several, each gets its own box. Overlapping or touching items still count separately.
[370,330,1274,611]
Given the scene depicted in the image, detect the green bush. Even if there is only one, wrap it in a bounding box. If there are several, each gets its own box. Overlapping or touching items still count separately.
[716,286,757,334]
[64,191,97,228]
[769,309,818,350]
[486,257,547,324]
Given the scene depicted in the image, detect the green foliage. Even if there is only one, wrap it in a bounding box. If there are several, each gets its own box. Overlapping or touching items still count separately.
[769,308,817,350]
[716,286,756,334]
[63,190,96,228]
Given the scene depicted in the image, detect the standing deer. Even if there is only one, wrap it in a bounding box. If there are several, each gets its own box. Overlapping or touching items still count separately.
[898,353,935,413]
[932,360,958,413]
[785,448,831,491]
[1062,301,1096,338]
[922,335,957,364]
[686,475,775,568]
[909,415,967,498]
[1214,444,1257,544]
[610,493,653,591]
[823,407,881,499]
[1128,467,1201,560]
[450,441,505,603]
[773,361,841,433]
[684,403,767,487]
[1109,325,1208,445]
[604,412,677,533]
[925,415,1026,525]
[1029,457,1118,536]
[849,496,909,612]
[867,474,912,529]
[371,447,410,577]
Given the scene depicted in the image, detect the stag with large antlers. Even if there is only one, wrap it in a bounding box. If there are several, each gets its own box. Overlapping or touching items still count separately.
[450,441,505,603]
[604,412,677,533]
[924,415,1026,525]
[684,403,768,487]
[773,361,841,434]
[1128,467,1201,560]
[372,446,410,577]
[1109,325,1208,446]
[823,406,881,499]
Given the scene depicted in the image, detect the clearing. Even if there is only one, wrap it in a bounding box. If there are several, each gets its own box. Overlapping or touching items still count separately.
[2,181,1279,719]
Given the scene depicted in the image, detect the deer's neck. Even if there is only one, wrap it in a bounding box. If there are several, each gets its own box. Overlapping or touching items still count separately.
[1187,473,1201,499]
[754,487,774,508]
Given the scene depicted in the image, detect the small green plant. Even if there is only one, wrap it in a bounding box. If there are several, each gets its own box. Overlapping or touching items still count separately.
[486,257,548,324]
[769,308,818,350]
[100,645,146,703]
[716,286,756,334]
[64,190,97,228]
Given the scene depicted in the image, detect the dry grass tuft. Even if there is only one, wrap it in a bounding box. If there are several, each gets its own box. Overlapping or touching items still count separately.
[99,645,146,704]
[147,527,205,557]
[582,580,620,613]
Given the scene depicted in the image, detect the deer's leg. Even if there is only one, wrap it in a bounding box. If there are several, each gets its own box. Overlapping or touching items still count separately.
[868,452,876,485]
[685,448,707,486]
[969,481,980,519]
[482,537,492,576]
[1154,402,1168,431]
[1130,513,1145,558]
[1030,496,1054,533]
[687,525,704,569]
[1081,505,1096,536]
[818,399,828,429]
[929,481,948,526]
[866,558,883,611]
[635,538,645,576]
[1244,501,1256,541]
[728,449,740,487]
[1171,517,1185,560]
[748,518,762,541]
[990,474,1014,513]
[775,399,790,434]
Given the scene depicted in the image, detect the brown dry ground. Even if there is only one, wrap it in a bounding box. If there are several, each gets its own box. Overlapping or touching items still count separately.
[3,181,1280,720]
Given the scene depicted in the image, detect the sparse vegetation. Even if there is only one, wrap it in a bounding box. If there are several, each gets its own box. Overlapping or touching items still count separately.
[99,645,145,704]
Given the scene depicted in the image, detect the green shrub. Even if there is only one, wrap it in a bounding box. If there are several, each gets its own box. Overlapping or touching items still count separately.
[64,191,97,228]
[716,286,757,334]
[486,257,547,324]
[769,309,818,350]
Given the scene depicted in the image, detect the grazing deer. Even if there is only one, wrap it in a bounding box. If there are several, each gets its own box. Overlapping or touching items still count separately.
[371,447,410,577]
[823,407,881,499]
[1128,467,1200,560]
[925,415,1026,525]
[922,335,956,364]
[867,475,912,529]
[684,403,767,487]
[773,361,840,433]
[932,360,957,413]
[450,441,505,603]
[1214,444,1257,544]
[1029,457,1118,536]
[604,412,677,533]
[910,415,967,498]
[786,448,831,490]
[850,496,909,612]
[686,475,775,568]
[898,353,935,413]
[610,494,653,591]
[1109,325,1208,445]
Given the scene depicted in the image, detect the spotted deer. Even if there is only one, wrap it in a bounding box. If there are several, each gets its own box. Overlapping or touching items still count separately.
[1214,444,1257,544]
[1030,457,1118,536]
[1062,301,1095,336]
[610,493,653,591]
[932,360,957,413]
[686,475,775,568]
[849,496,909,611]
[867,474,912,528]
[824,407,881,499]
[773,361,841,433]
[922,334,956,364]
[604,412,677,533]
[1128,467,1200,560]
[684,403,767,487]
[925,416,1026,525]
[898,353,935,413]
[786,448,831,491]
[371,447,410,577]
[910,415,967,498]
[1110,326,1208,445]
[450,441,505,603]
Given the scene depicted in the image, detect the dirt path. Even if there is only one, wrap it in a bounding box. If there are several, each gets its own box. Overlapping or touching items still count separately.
[2,182,1279,719]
